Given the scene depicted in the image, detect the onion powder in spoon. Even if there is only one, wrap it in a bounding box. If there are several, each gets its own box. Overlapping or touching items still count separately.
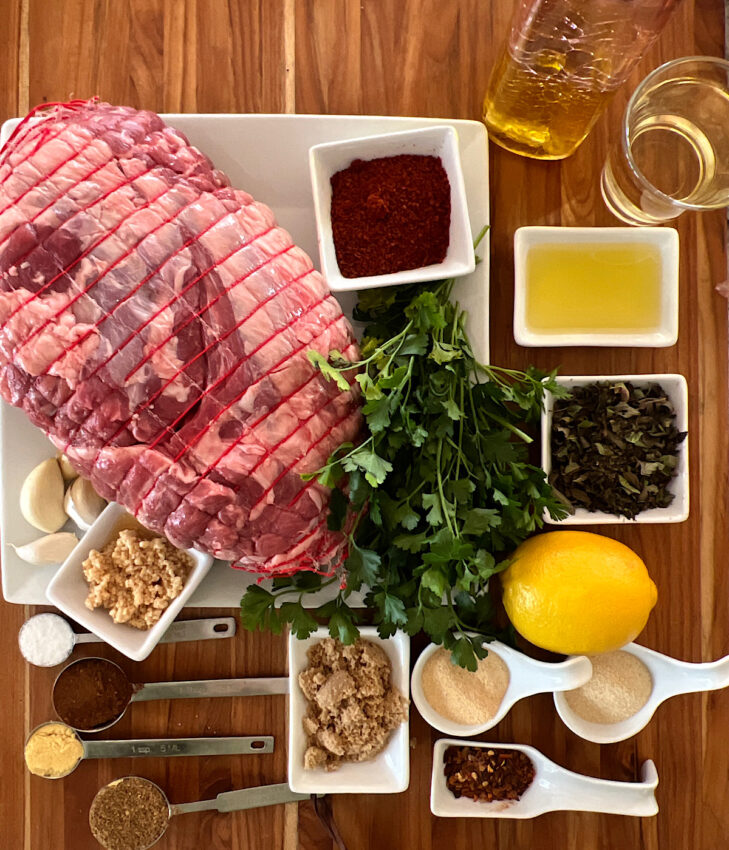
[18,613,75,667]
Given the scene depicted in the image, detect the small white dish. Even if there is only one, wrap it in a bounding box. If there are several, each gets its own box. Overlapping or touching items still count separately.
[46,502,213,662]
[513,225,679,347]
[430,738,659,818]
[554,641,729,744]
[309,125,475,291]
[411,639,591,736]
[287,626,410,794]
[542,373,689,524]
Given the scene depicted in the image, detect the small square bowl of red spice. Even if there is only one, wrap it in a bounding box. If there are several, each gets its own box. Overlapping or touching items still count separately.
[541,374,689,525]
[309,126,475,290]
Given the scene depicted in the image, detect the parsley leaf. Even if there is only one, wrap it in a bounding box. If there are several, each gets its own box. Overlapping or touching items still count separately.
[240,228,568,669]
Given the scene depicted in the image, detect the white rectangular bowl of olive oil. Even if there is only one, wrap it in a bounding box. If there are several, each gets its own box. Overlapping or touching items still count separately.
[513,226,679,347]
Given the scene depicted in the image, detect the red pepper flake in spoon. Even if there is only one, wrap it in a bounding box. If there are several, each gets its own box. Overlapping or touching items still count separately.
[444,746,535,803]
[330,154,451,278]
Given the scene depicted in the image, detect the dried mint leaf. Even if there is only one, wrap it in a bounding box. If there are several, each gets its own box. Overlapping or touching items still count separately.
[549,381,686,519]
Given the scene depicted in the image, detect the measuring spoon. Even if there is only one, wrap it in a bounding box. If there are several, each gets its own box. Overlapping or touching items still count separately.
[53,656,289,732]
[19,612,236,667]
[90,776,310,849]
[25,721,273,780]
[430,739,659,818]
[554,641,729,743]
[411,639,592,735]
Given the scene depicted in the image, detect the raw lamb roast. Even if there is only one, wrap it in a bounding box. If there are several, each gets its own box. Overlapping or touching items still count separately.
[0,100,361,575]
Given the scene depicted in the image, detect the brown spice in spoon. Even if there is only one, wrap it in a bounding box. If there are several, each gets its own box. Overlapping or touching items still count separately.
[89,777,169,850]
[53,658,133,730]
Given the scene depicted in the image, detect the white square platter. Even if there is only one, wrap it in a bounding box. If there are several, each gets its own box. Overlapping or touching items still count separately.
[0,113,489,605]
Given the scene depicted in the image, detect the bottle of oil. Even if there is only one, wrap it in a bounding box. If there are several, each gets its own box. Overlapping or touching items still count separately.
[483,0,682,160]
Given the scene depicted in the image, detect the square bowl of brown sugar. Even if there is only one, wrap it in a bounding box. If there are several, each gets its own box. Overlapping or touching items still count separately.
[288,626,410,794]
[309,125,475,292]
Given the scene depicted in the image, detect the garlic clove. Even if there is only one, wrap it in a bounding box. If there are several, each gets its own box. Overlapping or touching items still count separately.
[20,458,67,533]
[64,477,106,531]
[12,532,79,566]
[57,453,79,482]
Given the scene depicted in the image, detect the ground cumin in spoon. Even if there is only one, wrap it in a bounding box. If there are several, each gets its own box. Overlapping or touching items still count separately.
[89,777,169,850]
[421,647,510,725]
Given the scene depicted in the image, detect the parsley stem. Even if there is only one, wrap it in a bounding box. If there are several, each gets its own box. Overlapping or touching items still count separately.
[436,439,455,535]
[481,408,533,444]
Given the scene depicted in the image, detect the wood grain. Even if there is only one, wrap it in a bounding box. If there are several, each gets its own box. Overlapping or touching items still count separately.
[0,1,727,849]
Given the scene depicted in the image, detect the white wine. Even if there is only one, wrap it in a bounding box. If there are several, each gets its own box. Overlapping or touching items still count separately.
[602,62,729,224]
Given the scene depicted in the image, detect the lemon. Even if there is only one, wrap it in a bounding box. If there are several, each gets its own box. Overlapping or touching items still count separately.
[501,531,657,655]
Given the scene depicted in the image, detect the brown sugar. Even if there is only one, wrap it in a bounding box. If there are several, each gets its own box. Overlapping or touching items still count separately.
[298,638,408,771]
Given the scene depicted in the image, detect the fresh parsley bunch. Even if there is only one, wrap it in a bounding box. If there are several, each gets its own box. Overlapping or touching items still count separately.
[241,232,568,669]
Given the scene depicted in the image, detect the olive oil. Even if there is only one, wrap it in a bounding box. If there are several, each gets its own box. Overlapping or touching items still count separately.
[524,242,663,333]
[483,48,614,160]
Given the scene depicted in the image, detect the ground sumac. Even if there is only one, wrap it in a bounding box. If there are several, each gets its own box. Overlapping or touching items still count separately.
[330,154,450,277]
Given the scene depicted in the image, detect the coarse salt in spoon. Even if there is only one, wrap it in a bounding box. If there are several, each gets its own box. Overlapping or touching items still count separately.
[18,612,236,667]
[554,641,729,743]
[430,738,659,818]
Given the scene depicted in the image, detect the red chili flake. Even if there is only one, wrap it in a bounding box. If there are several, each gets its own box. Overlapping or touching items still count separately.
[330,154,451,278]
[443,746,536,804]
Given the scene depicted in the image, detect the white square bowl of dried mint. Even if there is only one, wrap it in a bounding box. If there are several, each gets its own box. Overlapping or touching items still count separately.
[541,374,689,525]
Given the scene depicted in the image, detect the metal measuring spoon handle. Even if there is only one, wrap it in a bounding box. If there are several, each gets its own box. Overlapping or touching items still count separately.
[132,677,289,702]
[83,735,274,760]
[171,783,308,815]
[73,617,237,647]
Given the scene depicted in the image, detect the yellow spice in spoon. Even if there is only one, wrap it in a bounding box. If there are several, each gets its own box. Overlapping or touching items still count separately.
[25,723,84,778]
[421,647,510,725]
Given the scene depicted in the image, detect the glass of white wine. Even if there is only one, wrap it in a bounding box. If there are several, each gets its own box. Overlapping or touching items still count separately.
[602,56,729,225]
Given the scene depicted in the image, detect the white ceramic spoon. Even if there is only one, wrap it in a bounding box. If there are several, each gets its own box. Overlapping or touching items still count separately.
[411,639,592,736]
[430,739,659,818]
[554,641,729,743]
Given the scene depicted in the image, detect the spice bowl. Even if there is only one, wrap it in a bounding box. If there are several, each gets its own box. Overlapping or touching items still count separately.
[308,125,475,291]
[542,374,689,525]
[46,502,214,662]
[287,626,410,795]
[554,642,729,743]
[411,639,592,736]
[430,738,659,818]
[513,226,679,347]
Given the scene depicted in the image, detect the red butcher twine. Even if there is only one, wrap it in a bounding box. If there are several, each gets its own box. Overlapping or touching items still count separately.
[330,154,451,278]
[0,101,363,576]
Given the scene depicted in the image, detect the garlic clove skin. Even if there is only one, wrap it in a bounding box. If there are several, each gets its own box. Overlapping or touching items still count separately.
[57,453,79,482]
[12,532,79,566]
[64,477,105,531]
[20,458,68,533]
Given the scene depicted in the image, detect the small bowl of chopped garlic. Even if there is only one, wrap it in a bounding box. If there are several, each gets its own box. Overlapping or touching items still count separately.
[47,502,213,661]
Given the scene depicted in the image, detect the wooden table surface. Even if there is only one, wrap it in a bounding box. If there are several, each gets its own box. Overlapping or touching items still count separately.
[1,1,728,848]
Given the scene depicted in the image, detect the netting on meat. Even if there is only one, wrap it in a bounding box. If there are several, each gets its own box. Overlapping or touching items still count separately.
[0,100,362,575]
